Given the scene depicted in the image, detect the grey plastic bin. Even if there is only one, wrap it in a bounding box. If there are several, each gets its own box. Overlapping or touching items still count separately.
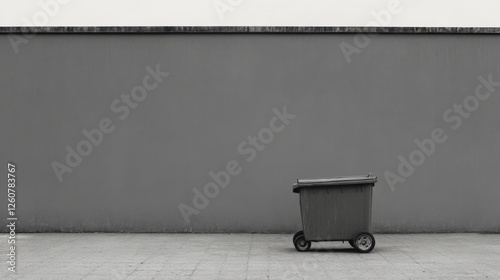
[292,174,377,253]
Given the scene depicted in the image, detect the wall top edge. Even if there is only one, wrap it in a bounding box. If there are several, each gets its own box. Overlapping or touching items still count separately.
[1,26,500,34]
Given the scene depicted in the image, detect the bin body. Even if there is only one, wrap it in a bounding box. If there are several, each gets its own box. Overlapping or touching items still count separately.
[293,176,376,241]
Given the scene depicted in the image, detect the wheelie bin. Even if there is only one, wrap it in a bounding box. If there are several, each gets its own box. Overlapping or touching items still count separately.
[292,174,377,253]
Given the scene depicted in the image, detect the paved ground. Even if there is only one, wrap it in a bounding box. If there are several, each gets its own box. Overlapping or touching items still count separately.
[1,233,499,279]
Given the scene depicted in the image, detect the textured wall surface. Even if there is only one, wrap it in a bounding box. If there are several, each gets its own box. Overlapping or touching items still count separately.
[1,33,499,232]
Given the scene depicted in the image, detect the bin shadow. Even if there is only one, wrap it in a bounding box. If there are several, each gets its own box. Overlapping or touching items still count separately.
[281,247,359,254]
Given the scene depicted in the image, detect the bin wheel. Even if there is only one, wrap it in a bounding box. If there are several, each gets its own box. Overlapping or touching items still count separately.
[293,235,311,252]
[348,240,355,248]
[293,230,304,242]
[353,232,375,253]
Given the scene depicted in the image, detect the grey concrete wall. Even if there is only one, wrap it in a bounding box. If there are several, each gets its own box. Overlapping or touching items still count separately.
[1,33,500,233]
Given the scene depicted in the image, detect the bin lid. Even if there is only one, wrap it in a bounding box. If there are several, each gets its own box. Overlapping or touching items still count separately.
[292,174,377,193]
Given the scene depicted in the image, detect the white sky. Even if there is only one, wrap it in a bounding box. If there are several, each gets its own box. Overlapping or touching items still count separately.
[1,0,499,27]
